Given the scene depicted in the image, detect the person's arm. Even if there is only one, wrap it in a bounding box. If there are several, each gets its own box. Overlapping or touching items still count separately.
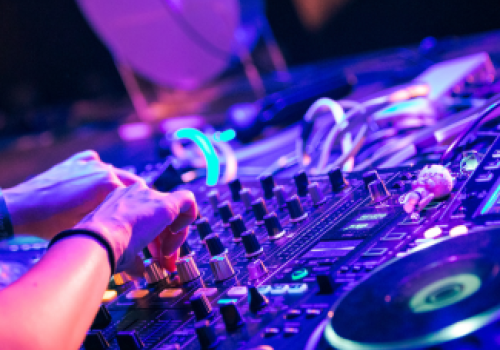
[0,181,197,350]
[0,236,111,350]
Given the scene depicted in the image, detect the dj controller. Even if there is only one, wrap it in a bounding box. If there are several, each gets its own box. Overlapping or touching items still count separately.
[5,33,500,350]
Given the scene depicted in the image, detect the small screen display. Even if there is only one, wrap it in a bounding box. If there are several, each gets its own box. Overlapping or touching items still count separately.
[343,222,377,230]
[356,213,388,221]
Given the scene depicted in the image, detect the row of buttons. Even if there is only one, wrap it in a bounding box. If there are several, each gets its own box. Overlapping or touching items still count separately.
[226,283,309,297]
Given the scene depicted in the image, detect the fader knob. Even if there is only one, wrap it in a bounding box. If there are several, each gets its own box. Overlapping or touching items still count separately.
[286,195,308,222]
[239,188,253,211]
[368,179,391,203]
[91,305,112,330]
[273,185,287,208]
[264,212,285,240]
[217,201,234,226]
[209,255,235,282]
[251,198,269,225]
[328,167,349,192]
[220,302,244,332]
[116,330,144,350]
[247,259,268,280]
[248,285,269,314]
[190,293,213,321]
[294,170,310,197]
[228,178,243,201]
[241,230,263,257]
[176,256,200,284]
[84,330,110,350]
[204,233,226,256]
[229,215,246,242]
[207,190,220,213]
[362,170,381,190]
[308,182,326,205]
[194,320,219,349]
[195,217,212,240]
[179,241,193,257]
[259,174,276,199]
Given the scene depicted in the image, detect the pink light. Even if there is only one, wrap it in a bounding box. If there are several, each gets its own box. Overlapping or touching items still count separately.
[118,122,153,141]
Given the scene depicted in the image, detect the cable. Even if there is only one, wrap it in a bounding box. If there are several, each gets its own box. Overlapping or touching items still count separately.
[213,140,238,183]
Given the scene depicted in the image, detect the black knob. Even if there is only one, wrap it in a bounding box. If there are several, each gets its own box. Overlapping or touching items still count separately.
[195,217,212,240]
[316,274,340,294]
[91,305,112,330]
[362,170,381,190]
[229,215,246,242]
[286,195,308,222]
[294,171,310,197]
[259,174,276,199]
[239,188,253,211]
[190,293,213,321]
[205,233,226,256]
[220,302,244,332]
[207,189,220,213]
[264,212,285,240]
[116,330,144,350]
[228,178,243,201]
[180,241,193,257]
[251,198,269,225]
[194,320,219,349]
[248,285,269,314]
[273,185,287,208]
[241,230,262,257]
[328,167,349,193]
[84,331,110,350]
[217,201,234,226]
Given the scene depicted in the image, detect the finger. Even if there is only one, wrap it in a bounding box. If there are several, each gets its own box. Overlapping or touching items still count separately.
[112,167,147,187]
[165,190,198,234]
[118,255,146,277]
[71,150,101,162]
[162,249,179,272]
[160,226,189,258]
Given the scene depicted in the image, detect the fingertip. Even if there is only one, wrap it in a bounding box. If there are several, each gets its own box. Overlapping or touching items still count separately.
[164,250,179,272]
[73,150,101,161]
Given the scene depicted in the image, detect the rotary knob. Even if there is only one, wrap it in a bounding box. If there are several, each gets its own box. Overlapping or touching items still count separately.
[308,182,326,205]
[248,285,269,314]
[84,331,110,350]
[204,233,226,256]
[176,256,201,284]
[194,320,219,349]
[241,230,263,258]
[229,215,246,242]
[217,201,234,226]
[116,330,144,350]
[144,259,168,285]
[207,189,220,213]
[368,179,391,203]
[179,241,194,257]
[239,188,253,212]
[251,198,269,225]
[195,217,213,240]
[209,255,235,282]
[286,195,308,222]
[328,167,349,193]
[190,293,213,321]
[247,259,268,280]
[259,174,276,199]
[264,212,285,240]
[91,305,112,330]
[362,170,381,190]
[228,178,243,201]
[294,170,310,197]
[220,302,244,332]
[273,185,287,208]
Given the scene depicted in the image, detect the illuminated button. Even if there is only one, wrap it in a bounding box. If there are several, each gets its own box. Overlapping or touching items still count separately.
[263,327,280,338]
[492,150,500,158]
[113,272,133,286]
[217,298,238,305]
[194,288,218,297]
[305,308,322,318]
[450,225,469,237]
[159,289,183,299]
[476,173,493,182]
[352,265,362,273]
[291,268,309,281]
[270,284,289,295]
[484,160,500,170]
[102,290,117,302]
[424,226,443,239]
[227,286,248,297]
[340,266,349,273]
[126,289,149,300]
[288,283,308,294]
[283,327,300,337]
[257,285,271,295]
[284,309,302,320]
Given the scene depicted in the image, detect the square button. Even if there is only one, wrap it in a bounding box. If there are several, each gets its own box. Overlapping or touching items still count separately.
[102,290,117,302]
[270,284,289,295]
[257,285,271,295]
[126,289,149,300]
[227,286,248,297]
[288,283,308,294]
[159,289,183,299]
[194,288,218,297]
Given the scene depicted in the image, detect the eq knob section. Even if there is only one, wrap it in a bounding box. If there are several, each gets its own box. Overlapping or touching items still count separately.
[204,233,226,256]
[196,217,213,240]
[328,167,349,193]
[286,195,308,222]
[176,256,201,284]
[259,174,276,199]
[294,170,310,197]
[229,215,246,242]
[264,212,285,240]
[228,178,243,201]
[241,230,263,257]
[251,198,269,225]
[217,201,234,226]
[209,255,235,282]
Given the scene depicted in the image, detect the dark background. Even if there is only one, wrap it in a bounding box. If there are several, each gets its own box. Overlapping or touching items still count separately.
[0,0,499,119]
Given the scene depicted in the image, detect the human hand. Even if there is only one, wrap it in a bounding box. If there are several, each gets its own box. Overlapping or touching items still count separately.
[3,150,145,240]
[74,182,197,273]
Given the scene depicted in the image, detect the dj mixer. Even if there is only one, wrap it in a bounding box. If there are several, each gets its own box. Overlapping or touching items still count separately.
[4,34,500,350]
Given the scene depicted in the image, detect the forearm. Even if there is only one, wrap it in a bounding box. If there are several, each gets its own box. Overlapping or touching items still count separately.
[0,235,111,350]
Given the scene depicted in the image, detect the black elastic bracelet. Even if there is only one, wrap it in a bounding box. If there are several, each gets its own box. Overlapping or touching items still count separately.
[48,229,116,276]
[0,188,14,241]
